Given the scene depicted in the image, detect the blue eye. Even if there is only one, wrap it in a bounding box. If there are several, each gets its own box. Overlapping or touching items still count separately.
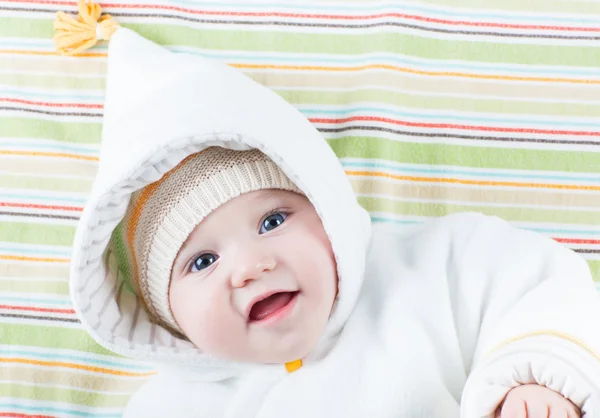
[260,212,287,234]
[190,253,218,273]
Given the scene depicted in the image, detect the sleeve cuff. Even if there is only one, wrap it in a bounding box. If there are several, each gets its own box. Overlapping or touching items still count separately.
[460,334,600,418]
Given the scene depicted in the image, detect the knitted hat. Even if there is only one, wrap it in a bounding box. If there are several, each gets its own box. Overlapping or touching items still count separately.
[119,147,302,335]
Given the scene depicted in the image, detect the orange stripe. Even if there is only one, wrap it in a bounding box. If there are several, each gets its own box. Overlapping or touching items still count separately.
[0,255,69,263]
[346,170,600,191]
[0,150,99,162]
[0,49,106,57]
[0,358,156,377]
[231,63,600,85]
[124,153,197,287]
[0,50,596,85]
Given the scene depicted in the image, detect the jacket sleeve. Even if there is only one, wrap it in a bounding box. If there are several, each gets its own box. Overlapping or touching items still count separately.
[123,369,230,418]
[449,214,600,417]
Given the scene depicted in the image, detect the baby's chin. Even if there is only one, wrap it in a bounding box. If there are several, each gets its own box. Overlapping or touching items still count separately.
[187,328,322,365]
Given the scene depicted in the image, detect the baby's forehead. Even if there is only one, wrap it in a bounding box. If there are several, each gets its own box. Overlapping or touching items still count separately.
[225,188,304,208]
[179,188,304,241]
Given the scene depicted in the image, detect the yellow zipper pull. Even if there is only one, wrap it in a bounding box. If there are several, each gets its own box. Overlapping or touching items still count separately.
[285,359,303,373]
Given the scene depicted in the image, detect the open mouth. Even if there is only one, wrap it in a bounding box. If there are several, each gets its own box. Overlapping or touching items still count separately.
[248,291,299,323]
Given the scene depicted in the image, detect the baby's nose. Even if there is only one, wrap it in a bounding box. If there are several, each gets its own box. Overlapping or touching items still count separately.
[230,256,276,288]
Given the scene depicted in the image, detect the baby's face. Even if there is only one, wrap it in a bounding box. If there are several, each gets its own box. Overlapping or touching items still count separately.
[169,189,337,364]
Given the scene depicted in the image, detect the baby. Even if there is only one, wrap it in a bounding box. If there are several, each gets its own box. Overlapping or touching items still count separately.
[68,28,600,418]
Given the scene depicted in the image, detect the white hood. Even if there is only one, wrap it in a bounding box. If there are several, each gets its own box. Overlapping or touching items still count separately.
[70,28,371,379]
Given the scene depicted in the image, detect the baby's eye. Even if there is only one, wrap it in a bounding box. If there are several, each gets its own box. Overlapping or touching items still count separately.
[260,212,287,234]
[190,253,219,273]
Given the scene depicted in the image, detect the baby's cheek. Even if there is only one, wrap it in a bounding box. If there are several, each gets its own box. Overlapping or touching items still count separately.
[170,282,210,337]
[185,293,238,354]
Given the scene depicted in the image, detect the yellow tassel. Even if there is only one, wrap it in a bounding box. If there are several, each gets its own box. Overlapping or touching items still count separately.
[54,0,119,56]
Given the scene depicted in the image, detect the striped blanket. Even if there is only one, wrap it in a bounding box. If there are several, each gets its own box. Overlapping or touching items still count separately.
[1,0,599,416]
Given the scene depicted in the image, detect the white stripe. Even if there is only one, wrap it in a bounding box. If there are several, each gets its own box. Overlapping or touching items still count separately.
[0,215,79,226]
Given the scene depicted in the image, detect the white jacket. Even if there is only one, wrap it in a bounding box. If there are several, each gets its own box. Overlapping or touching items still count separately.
[69,28,600,418]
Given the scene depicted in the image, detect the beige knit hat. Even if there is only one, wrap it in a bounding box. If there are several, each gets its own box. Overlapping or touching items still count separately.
[118,147,302,335]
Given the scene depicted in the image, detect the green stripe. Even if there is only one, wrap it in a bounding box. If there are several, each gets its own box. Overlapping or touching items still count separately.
[0,263,69,279]
[2,365,147,393]
[0,323,117,355]
[126,24,600,67]
[0,279,68,294]
[276,89,600,119]
[111,223,136,294]
[2,18,600,67]
[0,117,102,144]
[0,73,105,90]
[358,197,600,224]
[328,137,600,173]
[0,383,130,407]
[0,222,75,246]
[588,260,600,282]
[0,174,93,193]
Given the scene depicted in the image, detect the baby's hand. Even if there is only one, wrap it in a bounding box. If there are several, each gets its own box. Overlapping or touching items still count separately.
[494,384,580,418]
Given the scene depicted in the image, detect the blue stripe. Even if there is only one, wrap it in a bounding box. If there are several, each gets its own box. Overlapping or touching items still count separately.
[0,193,86,204]
[0,88,104,101]
[0,141,99,156]
[0,296,71,306]
[302,106,600,129]
[0,246,71,257]
[370,216,600,236]
[179,50,600,77]
[2,42,600,78]
[341,161,600,183]
[0,404,121,417]
[0,348,154,372]
[370,217,419,225]
[527,227,600,236]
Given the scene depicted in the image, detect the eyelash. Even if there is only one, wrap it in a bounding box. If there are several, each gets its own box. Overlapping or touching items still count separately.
[258,208,289,230]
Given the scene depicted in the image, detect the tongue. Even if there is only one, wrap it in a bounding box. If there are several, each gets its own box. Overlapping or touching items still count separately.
[249,292,294,321]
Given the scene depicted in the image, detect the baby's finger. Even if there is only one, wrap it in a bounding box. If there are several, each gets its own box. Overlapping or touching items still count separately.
[500,399,527,418]
[525,402,549,418]
[565,403,581,418]
[548,408,567,418]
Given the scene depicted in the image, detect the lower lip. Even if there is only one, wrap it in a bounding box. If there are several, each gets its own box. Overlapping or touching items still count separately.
[250,292,299,327]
